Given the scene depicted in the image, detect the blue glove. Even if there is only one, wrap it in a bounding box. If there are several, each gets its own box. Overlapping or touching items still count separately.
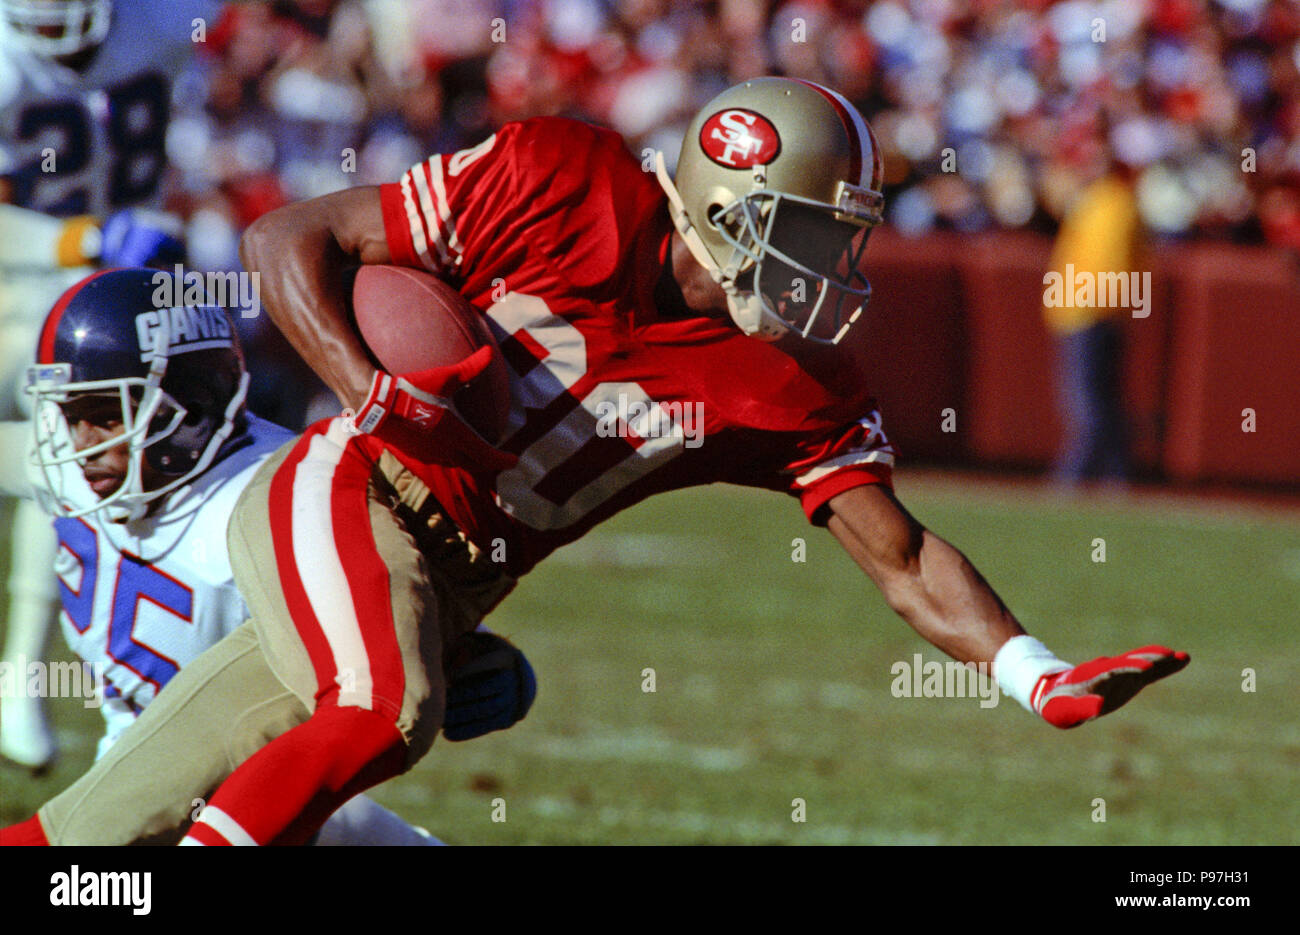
[443,630,537,741]
[99,208,186,268]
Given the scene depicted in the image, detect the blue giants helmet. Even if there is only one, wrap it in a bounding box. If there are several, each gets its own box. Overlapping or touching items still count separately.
[25,267,250,520]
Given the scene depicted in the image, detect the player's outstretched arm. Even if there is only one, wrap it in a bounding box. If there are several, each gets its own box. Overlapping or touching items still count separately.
[827,484,1024,665]
[826,484,1188,726]
[239,186,392,410]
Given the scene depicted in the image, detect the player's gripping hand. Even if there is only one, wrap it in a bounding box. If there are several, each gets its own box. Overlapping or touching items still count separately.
[1032,645,1189,729]
[348,348,516,473]
[99,209,186,268]
[443,631,537,741]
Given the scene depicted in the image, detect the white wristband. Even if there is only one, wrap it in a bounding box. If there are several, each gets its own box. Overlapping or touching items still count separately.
[993,636,1072,712]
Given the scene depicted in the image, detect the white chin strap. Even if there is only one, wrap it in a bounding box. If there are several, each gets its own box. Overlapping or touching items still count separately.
[654,151,787,342]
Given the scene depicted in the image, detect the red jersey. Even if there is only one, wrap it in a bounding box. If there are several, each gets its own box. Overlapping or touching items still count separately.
[378,117,894,576]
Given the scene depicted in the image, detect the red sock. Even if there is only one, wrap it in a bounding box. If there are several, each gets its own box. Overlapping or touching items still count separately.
[0,814,49,846]
[183,705,406,846]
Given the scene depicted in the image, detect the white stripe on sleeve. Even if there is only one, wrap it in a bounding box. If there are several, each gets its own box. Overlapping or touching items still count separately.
[793,449,895,488]
[427,155,463,264]
[399,172,439,272]
[410,162,453,269]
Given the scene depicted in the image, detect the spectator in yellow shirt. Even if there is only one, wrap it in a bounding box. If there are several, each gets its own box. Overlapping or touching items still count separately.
[1042,164,1140,483]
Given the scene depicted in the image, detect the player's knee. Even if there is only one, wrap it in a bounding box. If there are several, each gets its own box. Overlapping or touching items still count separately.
[345,676,443,773]
[402,692,446,769]
[311,703,408,785]
[225,690,310,769]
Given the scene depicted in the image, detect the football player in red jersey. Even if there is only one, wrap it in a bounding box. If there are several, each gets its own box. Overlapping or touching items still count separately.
[2,78,1188,846]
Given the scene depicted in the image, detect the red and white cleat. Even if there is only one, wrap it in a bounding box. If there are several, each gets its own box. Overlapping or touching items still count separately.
[1032,645,1190,729]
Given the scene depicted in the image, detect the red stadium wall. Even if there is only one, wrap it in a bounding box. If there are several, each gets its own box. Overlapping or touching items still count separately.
[1163,245,1300,485]
[858,230,967,462]
[860,231,1300,487]
[956,232,1060,467]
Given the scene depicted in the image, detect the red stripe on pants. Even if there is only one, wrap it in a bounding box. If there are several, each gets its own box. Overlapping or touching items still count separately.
[268,424,338,702]
[328,436,406,718]
[266,422,406,715]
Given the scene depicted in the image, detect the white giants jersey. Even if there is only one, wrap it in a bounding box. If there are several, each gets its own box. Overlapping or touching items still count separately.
[37,415,292,750]
[0,0,219,218]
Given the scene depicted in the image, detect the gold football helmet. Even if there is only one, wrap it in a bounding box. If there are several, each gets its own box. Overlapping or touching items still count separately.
[657,77,885,344]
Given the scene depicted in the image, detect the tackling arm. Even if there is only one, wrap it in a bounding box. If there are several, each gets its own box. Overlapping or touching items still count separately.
[238,187,392,410]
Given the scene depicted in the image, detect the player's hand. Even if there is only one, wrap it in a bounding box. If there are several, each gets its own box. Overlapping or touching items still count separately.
[348,348,516,473]
[99,209,186,268]
[1032,645,1189,729]
[443,630,537,741]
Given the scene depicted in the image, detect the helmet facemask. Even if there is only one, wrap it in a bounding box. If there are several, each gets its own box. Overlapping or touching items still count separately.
[710,185,877,345]
[656,77,888,345]
[27,322,249,522]
[656,143,883,347]
[2,0,111,58]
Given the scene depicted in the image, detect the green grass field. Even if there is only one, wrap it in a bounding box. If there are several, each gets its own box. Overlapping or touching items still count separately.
[3,475,1297,844]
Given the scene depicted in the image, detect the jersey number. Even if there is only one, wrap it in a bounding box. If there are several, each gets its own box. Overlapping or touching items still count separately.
[14,72,169,215]
[55,516,192,691]
[485,293,686,530]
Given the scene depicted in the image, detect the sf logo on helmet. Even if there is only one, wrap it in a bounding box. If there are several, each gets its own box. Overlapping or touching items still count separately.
[700,109,781,168]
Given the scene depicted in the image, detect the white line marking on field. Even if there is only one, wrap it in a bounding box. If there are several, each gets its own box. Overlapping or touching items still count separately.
[524,796,941,844]
[682,673,718,702]
[818,681,872,709]
[1279,549,1300,581]
[761,679,872,709]
[522,728,750,772]
[546,534,710,568]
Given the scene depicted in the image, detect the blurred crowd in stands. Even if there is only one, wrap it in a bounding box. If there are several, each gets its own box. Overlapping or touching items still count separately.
[166,0,1300,271]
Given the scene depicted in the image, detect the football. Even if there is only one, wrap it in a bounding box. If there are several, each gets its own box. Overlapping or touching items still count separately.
[351,265,511,443]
